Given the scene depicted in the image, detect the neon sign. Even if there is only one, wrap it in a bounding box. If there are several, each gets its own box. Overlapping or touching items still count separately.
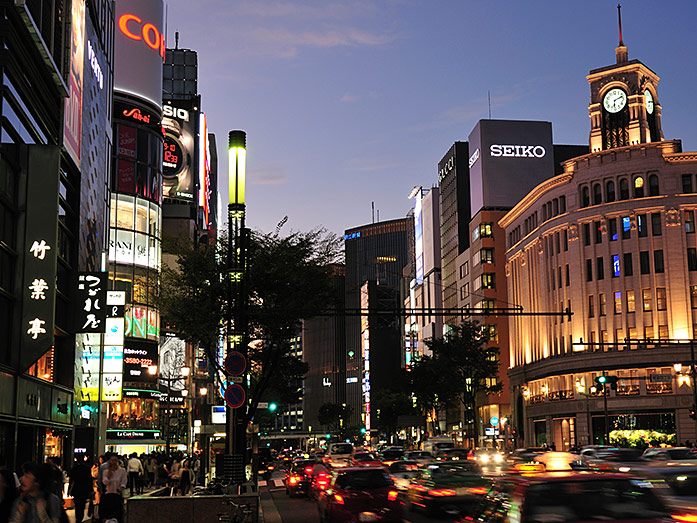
[118,13,165,60]
[122,107,151,123]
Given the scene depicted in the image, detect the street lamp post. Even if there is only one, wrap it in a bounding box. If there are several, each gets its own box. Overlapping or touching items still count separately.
[226,130,249,459]
[575,380,598,445]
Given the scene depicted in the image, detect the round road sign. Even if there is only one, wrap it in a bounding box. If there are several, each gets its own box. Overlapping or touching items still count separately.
[490,416,500,426]
[224,351,246,376]
[225,384,245,409]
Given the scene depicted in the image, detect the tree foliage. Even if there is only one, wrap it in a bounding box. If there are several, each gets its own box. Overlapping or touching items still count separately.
[317,403,353,433]
[158,223,343,426]
[371,388,418,439]
[409,321,501,437]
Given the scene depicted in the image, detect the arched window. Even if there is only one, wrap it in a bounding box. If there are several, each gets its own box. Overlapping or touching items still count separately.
[648,174,659,196]
[606,180,615,202]
[593,183,602,205]
[634,176,645,198]
[619,178,629,200]
[581,186,590,207]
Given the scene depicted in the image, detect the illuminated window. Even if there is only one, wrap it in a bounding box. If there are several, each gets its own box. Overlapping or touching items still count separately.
[588,295,594,318]
[634,176,645,198]
[481,273,495,290]
[614,291,622,314]
[686,210,695,233]
[627,290,635,313]
[485,324,498,343]
[691,286,697,308]
[658,325,669,339]
[642,289,652,312]
[644,326,653,339]
[480,248,494,264]
[479,223,493,238]
[599,293,606,316]
[612,254,620,278]
[26,347,54,382]
[622,216,631,239]
[460,284,469,300]
[460,261,469,278]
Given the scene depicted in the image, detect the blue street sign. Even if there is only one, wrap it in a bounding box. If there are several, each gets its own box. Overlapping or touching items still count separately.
[224,351,246,376]
[490,416,500,426]
[225,384,245,409]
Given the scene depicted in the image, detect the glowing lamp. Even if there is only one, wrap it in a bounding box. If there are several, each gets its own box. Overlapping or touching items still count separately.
[228,131,247,205]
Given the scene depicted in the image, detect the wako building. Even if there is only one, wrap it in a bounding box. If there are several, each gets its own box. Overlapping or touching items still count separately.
[501,36,697,448]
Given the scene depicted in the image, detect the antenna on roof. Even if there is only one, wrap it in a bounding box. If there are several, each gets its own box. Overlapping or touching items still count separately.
[617,4,624,46]
[175,31,179,49]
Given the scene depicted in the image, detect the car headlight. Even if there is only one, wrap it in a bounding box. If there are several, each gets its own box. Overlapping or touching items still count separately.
[494,454,503,463]
[480,454,489,463]
[677,475,688,482]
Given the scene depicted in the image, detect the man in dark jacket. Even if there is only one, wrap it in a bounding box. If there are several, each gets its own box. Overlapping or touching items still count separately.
[69,456,93,523]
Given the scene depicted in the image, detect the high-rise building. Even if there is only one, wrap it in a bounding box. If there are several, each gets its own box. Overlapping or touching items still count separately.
[502,32,697,448]
[344,218,410,433]
[106,0,166,455]
[0,0,114,469]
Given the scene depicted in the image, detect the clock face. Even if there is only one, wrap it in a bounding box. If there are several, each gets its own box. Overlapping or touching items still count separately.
[644,89,654,114]
[603,88,627,113]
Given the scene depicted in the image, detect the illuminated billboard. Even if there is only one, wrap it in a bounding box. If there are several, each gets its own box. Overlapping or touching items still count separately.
[114,0,165,109]
[199,113,211,226]
[64,0,85,166]
[162,101,198,200]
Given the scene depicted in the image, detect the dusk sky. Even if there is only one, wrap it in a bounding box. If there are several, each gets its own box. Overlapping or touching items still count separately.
[165,0,697,238]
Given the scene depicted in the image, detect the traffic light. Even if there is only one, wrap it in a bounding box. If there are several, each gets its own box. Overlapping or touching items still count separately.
[690,406,697,420]
[268,403,277,412]
[360,427,366,434]
[326,433,331,439]
[594,375,618,391]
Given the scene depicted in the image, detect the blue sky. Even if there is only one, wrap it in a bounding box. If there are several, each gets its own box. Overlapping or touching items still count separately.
[166,0,697,237]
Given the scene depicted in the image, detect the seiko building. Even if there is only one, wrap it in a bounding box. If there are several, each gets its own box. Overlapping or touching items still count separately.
[501,36,697,449]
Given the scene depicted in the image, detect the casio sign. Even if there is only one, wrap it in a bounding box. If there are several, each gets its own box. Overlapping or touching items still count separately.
[490,144,546,158]
[163,105,189,122]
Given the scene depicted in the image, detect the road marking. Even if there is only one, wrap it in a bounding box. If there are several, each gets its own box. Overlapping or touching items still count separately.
[258,480,267,487]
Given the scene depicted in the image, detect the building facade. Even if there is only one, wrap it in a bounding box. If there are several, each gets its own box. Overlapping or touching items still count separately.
[502,40,697,449]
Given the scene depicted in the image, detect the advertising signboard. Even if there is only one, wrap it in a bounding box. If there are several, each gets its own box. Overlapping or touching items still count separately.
[468,120,554,215]
[64,0,85,167]
[114,0,165,109]
[76,272,107,333]
[123,344,158,382]
[159,335,186,390]
[102,292,126,401]
[162,100,198,201]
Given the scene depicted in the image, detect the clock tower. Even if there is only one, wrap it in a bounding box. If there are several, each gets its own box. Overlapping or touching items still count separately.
[587,5,663,152]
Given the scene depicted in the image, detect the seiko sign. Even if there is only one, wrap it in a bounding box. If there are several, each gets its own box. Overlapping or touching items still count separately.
[490,144,546,158]
[163,105,189,122]
[438,156,454,183]
[469,148,480,168]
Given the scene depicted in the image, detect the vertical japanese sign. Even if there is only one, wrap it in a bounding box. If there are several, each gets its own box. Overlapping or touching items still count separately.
[74,333,101,403]
[102,291,126,401]
[64,0,85,167]
[20,146,60,371]
[360,282,371,431]
[76,272,107,332]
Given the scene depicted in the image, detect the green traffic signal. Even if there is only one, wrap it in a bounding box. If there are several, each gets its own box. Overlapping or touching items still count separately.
[360,427,366,434]
[269,403,277,412]
[326,433,331,439]
[596,375,607,384]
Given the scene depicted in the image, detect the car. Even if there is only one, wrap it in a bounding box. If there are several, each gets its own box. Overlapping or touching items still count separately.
[350,452,383,467]
[325,442,354,468]
[407,460,490,517]
[472,448,505,466]
[283,459,316,497]
[642,447,697,462]
[438,448,472,461]
[317,466,402,523]
[380,448,405,466]
[405,450,433,465]
[388,460,419,490]
[461,472,676,523]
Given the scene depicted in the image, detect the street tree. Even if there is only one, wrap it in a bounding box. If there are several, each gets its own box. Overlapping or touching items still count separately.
[406,354,455,435]
[318,403,352,434]
[371,388,418,441]
[423,321,502,441]
[159,224,342,429]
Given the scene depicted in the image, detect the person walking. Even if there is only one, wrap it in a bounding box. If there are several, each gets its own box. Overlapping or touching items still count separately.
[9,463,62,523]
[126,454,143,496]
[0,455,18,523]
[101,456,126,523]
[68,457,93,523]
[144,457,155,489]
[177,461,193,496]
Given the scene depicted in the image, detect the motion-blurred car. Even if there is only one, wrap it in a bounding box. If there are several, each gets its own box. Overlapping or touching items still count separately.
[283,459,316,497]
[350,452,383,467]
[407,460,490,517]
[472,448,505,466]
[462,472,676,523]
[317,467,402,523]
[380,448,405,467]
[388,460,419,490]
[405,450,433,465]
[437,448,471,461]
[642,447,697,462]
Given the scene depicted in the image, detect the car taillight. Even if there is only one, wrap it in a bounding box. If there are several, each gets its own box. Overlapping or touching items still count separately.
[383,461,395,466]
[334,494,344,505]
[673,515,697,523]
[428,489,456,497]
[469,487,488,495]
[305,467,313,475]
[268,465,275,470]
[387,490,399,501]
[289,475,301,485]
[467,453,475,460]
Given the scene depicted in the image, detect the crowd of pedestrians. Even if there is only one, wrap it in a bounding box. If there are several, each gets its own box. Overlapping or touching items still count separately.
[0,451,203,523]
